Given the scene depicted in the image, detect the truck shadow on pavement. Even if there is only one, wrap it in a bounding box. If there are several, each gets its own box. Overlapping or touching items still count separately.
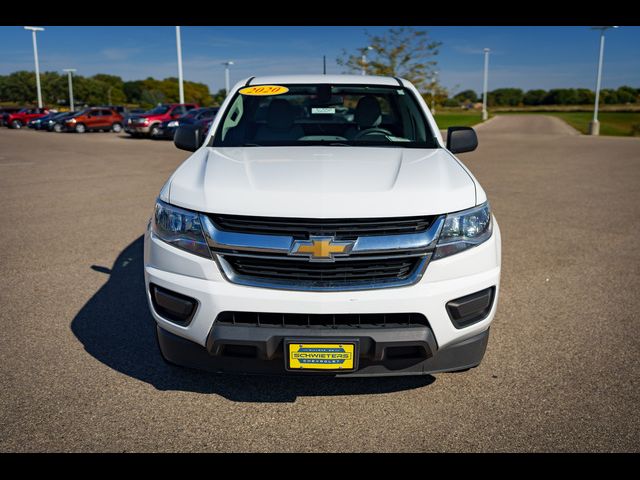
[71,236,435,402]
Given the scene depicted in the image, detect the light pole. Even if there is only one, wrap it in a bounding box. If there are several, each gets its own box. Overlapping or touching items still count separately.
[175,26,185,104]
[431,71,439,115]
[62,69,76,111]
[362,46,373,75]
[589,26,618,136]
[222,61,234,95]
[482,48,490,121]
[24,26,44,108]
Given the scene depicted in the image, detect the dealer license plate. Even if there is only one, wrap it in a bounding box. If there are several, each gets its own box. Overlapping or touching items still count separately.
[286,341,357,372]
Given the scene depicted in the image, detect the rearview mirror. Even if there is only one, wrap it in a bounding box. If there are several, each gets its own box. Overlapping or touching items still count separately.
[446,126,478,154]
[174,124,200,152]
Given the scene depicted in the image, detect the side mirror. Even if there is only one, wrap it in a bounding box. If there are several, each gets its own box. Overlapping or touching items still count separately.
[174,124,200,152]
[446,126,478,154]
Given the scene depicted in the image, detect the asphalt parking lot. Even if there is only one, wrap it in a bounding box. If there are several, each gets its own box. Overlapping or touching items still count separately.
[1,117,639,452]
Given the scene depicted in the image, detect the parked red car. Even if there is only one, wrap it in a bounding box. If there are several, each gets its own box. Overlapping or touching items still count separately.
[0,107,23,126]
[125,103,199,137]
[63,107,124,133]
[6,107,50,129]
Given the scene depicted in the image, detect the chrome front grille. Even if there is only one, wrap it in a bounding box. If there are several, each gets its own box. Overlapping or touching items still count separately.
[201,214,445,291]
[224,255,421,282]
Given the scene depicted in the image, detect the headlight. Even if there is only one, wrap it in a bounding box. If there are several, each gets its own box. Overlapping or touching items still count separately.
[167,120,179,127]
[434,202,492,259]
[151,199,211,258]
[68,118,77,123]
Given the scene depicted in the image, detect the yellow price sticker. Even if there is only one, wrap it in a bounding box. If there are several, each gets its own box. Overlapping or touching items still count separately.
[239,85,289,96]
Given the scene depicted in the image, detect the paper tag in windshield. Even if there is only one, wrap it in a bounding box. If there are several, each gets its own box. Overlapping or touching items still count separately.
[311,107,336,114]
[239,85,289,96]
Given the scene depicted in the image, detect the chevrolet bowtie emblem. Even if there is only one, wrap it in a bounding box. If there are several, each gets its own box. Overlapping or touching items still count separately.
[290,236,355,261]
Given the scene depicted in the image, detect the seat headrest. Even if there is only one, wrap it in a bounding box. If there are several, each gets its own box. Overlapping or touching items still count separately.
[354,95,382,129]
[266,99,295,131]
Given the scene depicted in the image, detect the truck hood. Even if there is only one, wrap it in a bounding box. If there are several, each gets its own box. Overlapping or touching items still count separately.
[166,146,477,217]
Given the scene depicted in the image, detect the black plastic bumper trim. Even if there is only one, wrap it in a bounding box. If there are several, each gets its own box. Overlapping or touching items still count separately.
[156,324,490,377]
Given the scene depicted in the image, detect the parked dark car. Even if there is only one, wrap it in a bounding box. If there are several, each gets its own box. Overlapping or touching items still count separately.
[1,107,23,126]
[151,107,219,140]
[193,116,216,144]
[62,107,124,133]
[122,108,146,129]
[47,111,79,132]
[28,112,57,130]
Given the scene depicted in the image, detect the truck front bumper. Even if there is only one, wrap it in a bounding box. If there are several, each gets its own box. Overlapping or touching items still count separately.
[126,124,152,134]
[157,323,489,377]
[144,218,501,377]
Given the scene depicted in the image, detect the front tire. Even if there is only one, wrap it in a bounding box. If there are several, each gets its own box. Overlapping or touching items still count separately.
[75,123,86,133]
[150,124,161,138]
[53,123,63,133]
[11,120,23,129]
[111,122,123,133]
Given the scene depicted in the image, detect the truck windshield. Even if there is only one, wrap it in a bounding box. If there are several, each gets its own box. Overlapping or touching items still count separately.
[146,105,170,115]
[210,84,438,148]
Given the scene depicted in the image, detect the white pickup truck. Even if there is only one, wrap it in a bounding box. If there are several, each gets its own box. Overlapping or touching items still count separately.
[144,74,501,377]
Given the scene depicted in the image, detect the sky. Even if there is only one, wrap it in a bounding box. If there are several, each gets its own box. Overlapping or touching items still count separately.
[1,26,639,95]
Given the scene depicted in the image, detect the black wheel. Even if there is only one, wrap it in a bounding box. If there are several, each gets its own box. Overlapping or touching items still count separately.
[11,120,23,129]
[75,123,86,133]
[112,122,123,133]
[53,123,63,133]
[150,125,161,138]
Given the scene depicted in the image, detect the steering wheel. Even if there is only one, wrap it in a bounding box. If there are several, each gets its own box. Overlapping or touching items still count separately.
[354,127,393,139]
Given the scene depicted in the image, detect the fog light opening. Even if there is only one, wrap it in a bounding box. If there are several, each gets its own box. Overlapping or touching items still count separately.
[150,283,197,325]
[446,287,495,329]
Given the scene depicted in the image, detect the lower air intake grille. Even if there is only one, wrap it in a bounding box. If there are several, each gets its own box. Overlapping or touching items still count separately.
[216,311,430,328]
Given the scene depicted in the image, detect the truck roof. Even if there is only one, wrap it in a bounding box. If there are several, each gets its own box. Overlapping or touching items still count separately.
[243,74,406,87]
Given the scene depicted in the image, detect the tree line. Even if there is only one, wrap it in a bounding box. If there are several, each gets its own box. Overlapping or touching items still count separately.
[2,70,638,111]
[449,86,640,107]
[0,71,227,108]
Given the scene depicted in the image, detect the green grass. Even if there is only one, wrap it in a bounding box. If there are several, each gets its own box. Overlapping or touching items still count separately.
[501,111,640,137]
[433,110,484,129]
